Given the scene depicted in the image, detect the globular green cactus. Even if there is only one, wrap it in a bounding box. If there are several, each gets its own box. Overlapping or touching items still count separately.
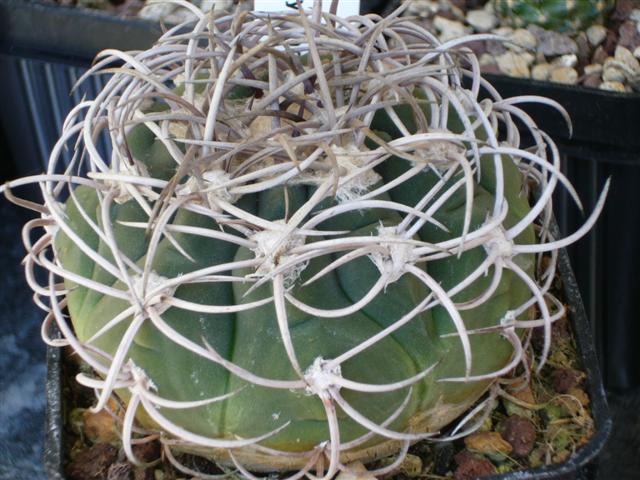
[4,2,607,477]
[492,0,614,32]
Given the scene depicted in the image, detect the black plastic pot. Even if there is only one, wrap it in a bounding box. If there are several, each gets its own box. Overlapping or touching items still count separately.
[43,241,612,479]
[480,74,640,393]
[0,0,161,178]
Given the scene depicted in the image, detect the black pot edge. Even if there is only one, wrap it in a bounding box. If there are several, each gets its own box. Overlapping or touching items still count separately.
[487,242,612,480]
[44,345,64,480]
[482,73,640,150]
[43,241,611,479]
[0,0,161,66]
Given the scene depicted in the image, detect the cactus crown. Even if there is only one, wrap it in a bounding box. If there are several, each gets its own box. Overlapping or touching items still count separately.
[2,1,608,478]
[492,0,614,32]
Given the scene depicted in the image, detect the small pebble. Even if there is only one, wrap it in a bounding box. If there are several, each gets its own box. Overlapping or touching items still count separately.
[433,16,469,42]
[493,26,514,37]
[583,73,602,89]
[502,415,537,457]
[406,0,438,18]
[464,431,513,455]
[551,368,582,393]
[584,63,604,75]
[532,63,553,80]
[552,54,578,68]
[619,21,640,50]
[487,40,507,56]
[529,25,578,57]
[576,32,591,62]
[466,9,497,32]
[164,9,198,25]
[603,66,626,83]
[507,28,537,52]
[496,52,531,78]
[479,53,497,66]
[592,45,609,65]
[550,67,578,85]
[520,52,535,66]
[453,451,496,480]
[635,46,640,59]
[138,2,174,21]
[586,25,607,47]
[615,45,640,73]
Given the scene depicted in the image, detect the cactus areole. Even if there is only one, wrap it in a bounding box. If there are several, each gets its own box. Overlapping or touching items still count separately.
[3,2,608,477]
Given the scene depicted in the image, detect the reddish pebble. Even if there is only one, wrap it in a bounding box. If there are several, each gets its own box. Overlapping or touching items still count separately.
[454,450,496,480]
[591,45,609,65]
[503,415,537,457]
[583,74,602,89]
[551,368,582,394]
[618,21,640,50]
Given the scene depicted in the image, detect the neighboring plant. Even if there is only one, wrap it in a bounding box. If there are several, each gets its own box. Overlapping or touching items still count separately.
[493,0,614,32]
[2,1,607,477]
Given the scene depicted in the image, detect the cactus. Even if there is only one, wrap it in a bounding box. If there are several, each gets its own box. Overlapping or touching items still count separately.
[492,0,614,32]
[3,2,607,477]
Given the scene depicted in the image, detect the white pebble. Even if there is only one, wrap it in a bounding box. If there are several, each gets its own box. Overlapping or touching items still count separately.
[407,0,439,18]
[138,2,175,21]
[552,54,578,68]
[586,25,607,47]
[433,16,469,42]
[635,46,640,60]
[496,52,531,78]
[494,26,514,37]
[466,9,497,32]
[603,66,626,83]
[615,46,640,73]
[507,29,538,52]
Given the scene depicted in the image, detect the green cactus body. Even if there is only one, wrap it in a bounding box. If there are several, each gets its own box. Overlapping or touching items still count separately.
[54,97,535,467]
[492,0,613,32]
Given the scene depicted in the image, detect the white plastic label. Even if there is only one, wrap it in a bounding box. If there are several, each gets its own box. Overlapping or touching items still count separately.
[253,0,360,17]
